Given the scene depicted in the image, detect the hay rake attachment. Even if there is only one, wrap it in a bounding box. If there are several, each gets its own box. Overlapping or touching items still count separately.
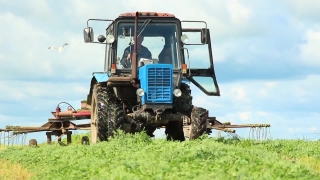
[206,116,271,140]
[0,101,271,146]
[0,130,28,147]
[0,102,91,147]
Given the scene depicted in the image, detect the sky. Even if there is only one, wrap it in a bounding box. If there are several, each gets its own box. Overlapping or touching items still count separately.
[0,0,320,144]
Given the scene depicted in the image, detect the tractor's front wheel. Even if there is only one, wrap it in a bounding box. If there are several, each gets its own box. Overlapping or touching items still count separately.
[165,121,185,141]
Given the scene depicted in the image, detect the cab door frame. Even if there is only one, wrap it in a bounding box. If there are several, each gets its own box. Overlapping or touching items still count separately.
[181,23,220,96]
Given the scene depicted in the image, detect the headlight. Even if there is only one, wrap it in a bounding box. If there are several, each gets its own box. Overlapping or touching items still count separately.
[136,88,145,96]
[181,34,189,44]
[106,34,115,43]
[173,89,182,97]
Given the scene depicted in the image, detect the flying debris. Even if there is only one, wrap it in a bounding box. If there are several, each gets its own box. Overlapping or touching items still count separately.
[48,43,68,53]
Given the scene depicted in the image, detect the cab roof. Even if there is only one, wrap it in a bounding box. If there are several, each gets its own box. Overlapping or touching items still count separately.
[118,12,175,18]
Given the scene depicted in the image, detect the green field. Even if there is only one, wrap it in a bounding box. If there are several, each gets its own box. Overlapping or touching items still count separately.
[0,132,320,180]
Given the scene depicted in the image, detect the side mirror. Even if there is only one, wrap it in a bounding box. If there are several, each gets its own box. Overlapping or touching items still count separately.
[83,27,94,43]
[201,28,208,44]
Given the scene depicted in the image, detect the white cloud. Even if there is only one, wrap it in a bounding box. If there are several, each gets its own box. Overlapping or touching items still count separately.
[0,80,89,103]
[187,74,320,138]
[67,0,123,20]
[310,127,317,132]
[0,114,9,123]
[257,82,278,97]
[230,86,247,100]
[0,53,4,60]
[0,12,49,39]
[239,111,252,121]
[27,0,53,18]
[287,127,303,133]
[283,0,320,22]
[288,126,319,134]
[265,82,277,89]
[299,29,320,66]
[0,12,55,78]
[192,95,225,110]
[258,89,267,97]
[73,85,89,94]
[256,111,269,116]
[226,0,252,26]
[0,12,108,81]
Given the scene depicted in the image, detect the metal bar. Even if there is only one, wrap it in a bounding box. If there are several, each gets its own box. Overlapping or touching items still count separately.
[73,112,91,116]
[48,116,90,122]
[9,125,92,134]
[55,111,73,117]
[8,127,50,130]
[76,123,91,128]
[182,28,204,32]
[86,19,114,27]
[78,127,91,130]
[51,111,91,118]
[14,130,49,134]
[181,20,207,29]
[131,11,139,80]
[184,43,205,45]
[208,124,270,129]
[12,129,74,134]
[209,127,235,133]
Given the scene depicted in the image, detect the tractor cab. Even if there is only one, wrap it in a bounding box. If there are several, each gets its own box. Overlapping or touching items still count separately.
[116,19,180,70]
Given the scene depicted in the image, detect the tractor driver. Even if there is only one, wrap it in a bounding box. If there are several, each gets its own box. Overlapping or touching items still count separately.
[120,35,152,68]
[159,47,173,64]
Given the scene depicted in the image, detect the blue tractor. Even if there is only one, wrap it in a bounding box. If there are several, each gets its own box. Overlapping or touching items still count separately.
[83,12,229,144]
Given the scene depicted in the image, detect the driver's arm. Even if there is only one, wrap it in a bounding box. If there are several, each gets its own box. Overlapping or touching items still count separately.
[120,47,131,68]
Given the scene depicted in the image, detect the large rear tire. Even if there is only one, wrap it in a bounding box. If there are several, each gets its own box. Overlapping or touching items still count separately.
[90,84,123,143]
[188,107,207,140]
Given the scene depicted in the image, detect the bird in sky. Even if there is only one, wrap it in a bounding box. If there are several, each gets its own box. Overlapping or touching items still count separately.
[48,43,68,53]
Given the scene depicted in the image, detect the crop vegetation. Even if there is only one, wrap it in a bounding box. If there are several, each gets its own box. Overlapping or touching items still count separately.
[0,131,320,180]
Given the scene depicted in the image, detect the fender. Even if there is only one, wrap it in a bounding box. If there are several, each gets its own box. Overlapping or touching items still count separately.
[86,73,110,105]
[181,78,190,84]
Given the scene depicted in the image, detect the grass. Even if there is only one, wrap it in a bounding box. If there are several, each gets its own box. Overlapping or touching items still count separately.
[0,132,319,180]
[0,160,32,180]
[1,143,32,179]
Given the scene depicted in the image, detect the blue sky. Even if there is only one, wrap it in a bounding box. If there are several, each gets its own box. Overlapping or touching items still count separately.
[0,0,320,144]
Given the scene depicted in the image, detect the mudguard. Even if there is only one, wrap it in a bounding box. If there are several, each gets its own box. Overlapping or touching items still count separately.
[93,73,109,83]
[87,73,110,105]
[181,78,190,84]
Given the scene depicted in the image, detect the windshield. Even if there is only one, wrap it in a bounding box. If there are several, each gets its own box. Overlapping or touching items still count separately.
[116,21,181,69]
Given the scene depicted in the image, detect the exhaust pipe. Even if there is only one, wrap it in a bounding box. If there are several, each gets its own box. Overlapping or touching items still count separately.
[130,11,139,87]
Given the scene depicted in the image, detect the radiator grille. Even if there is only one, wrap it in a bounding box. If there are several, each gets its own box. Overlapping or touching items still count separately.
[147,67,171,102]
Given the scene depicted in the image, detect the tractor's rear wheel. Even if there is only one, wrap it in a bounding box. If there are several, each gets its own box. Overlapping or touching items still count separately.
[165,121,185,141]
[90,84,123,143]
[185,107,207,140]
